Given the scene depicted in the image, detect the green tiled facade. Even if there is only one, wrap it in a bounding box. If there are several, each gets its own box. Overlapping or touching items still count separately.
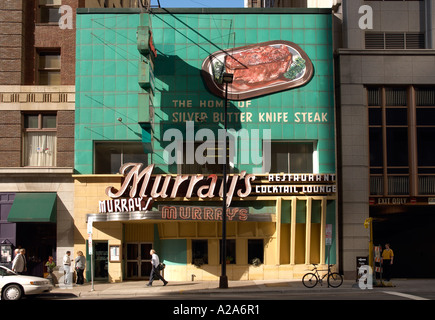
[75,8,338,279]
[75,13,142,173]
[75,9,335,175]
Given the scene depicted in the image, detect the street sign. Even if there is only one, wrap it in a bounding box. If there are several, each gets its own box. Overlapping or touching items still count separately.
[88,233,93,255]
[87,217,93,234]
[357,256,368,269]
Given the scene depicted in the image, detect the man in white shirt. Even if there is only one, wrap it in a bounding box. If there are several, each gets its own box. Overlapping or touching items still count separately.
[12,249,27,274]
[63,251,72,285]
[147,249,168,287]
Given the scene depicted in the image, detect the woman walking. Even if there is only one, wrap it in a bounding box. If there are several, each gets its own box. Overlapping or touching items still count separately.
[74,251,86,285]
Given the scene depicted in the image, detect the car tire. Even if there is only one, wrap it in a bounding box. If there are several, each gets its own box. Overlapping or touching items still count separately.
[2,284,23,300]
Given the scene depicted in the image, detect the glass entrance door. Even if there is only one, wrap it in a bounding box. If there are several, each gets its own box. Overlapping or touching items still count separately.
[94,242,108,281]
[126,242,152,279]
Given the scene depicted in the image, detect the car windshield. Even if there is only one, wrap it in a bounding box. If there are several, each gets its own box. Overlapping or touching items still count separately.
[0,268,17,276]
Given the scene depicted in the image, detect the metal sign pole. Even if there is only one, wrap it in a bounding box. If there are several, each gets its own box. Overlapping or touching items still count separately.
[87,218,94,292]
[325,224,333,288]
[91,252,94,291]
[90,235,94,292]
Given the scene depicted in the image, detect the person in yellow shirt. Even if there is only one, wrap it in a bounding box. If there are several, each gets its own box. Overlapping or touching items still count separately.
[381,243,394,281]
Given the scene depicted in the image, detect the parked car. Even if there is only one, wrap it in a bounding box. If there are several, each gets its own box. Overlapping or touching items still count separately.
[0,266,53,300]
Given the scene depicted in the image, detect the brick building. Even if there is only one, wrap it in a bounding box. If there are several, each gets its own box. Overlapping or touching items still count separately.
[0,0,141,277]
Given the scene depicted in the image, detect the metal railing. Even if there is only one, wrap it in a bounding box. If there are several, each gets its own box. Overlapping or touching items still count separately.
[371,175,435,196]
[387,176,409,195]
[370,176,383,195]
[418,175,435,195]
[370,175,409,195]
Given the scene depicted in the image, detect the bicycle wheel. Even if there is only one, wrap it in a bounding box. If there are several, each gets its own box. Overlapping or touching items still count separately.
[302,273,319,288]
[327,272,343,288]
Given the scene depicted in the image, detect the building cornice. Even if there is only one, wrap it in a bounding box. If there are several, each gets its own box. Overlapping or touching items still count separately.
[77,7,333,15]
[0,167,74,175]
[0,85,75,111]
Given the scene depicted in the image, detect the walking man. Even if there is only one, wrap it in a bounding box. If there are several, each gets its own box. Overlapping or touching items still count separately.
[147,249,168,287]
[12,249,27,275]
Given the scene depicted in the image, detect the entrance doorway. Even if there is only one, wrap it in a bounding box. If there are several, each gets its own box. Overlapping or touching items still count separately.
[371,206,435,278]
[16,222,56,278]
[126,242,152,279]
[94,242,108,281]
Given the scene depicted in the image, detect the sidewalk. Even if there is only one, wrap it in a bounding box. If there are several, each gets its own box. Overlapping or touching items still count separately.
[50,278,426,298]
[51,279,347,297]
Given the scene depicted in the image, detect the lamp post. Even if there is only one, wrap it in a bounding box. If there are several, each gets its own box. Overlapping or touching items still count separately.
[219,72,233,289]
[364,217,374,270]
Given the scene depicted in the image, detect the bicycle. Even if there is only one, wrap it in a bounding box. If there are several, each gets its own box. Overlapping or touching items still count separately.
[302,264,343,288]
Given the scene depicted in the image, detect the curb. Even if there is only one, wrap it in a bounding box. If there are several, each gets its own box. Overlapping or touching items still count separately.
[50,280,364,298]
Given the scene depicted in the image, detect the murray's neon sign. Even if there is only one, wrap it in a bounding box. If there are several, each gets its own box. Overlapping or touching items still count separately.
[98,163,337,214]
[99,163,255,213]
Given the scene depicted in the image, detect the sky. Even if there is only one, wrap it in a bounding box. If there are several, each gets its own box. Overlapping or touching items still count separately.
[151,0,246,8]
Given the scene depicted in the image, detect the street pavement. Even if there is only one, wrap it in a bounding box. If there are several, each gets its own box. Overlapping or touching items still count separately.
[47,278,435,300]
[25,278,434,319]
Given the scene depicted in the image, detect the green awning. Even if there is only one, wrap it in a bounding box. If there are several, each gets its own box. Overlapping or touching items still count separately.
[7,193,57,223]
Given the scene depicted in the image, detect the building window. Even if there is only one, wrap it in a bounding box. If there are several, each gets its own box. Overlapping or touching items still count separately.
[269,142,314,173]
[368,86,435,196]
[368,87,384,185]
[38,0,62,24]
[248,239,264,265]
[179,141,229,175]
[219,239,236,264]
[416,87,435,194]
[192,240,208,266]
[23,113,57,167]
[94,141,148,174]
[37,51,61,85]
[368,86,409,195]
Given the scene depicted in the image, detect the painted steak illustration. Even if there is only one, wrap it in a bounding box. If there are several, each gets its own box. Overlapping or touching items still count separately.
[201,40,313,100]
[225,45,292,84]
